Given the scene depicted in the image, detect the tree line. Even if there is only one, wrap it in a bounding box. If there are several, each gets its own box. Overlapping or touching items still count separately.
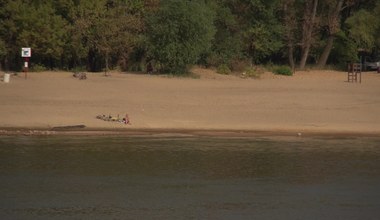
[0,0,379,74]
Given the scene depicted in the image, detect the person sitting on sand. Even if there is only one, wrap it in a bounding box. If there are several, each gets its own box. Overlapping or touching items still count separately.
[123,114,131,125]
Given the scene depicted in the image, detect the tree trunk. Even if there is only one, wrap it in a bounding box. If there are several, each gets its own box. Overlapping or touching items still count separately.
[288,45,295,71]
[105,51,109,77]
[299,0,318,70]
[299,44,311,70]
[317,35,335,68]
[282,0,296,71]
[317,0,344,68]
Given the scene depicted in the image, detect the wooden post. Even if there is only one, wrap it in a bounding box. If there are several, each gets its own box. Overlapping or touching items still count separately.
[21,48,31,79]
[24,57,29,79]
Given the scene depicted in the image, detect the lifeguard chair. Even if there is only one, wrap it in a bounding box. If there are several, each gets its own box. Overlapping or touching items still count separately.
[347,63,361,83]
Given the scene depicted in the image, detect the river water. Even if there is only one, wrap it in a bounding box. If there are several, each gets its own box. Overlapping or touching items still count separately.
[0,135,380,219]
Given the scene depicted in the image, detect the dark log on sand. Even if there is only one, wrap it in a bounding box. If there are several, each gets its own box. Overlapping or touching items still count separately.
[51,125,86,130]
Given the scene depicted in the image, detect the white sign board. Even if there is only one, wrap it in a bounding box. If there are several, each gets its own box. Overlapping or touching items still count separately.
[21,47,31,57]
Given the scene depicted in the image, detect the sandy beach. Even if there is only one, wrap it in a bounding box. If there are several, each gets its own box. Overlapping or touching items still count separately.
[1,68,380,136]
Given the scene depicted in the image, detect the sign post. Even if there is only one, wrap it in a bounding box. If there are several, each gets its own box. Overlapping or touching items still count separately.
[21,47,31,79]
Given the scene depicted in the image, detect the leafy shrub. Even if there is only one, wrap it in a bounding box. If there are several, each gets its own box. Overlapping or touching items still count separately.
[243,66,264,79]
[273,66,293,76]
[205,53,222,68]
[230,59,250,72]
[71,66,86,72]
[30,64,47,72]
[217,64,231,75]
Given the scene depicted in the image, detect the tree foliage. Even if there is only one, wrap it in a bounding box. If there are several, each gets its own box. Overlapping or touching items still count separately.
[0,0,378,73]
[0,0,69,70]
[346,4,380,50]
[146,0,215,74]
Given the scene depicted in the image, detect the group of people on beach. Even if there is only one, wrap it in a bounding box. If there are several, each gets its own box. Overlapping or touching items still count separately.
[96,114,131,125]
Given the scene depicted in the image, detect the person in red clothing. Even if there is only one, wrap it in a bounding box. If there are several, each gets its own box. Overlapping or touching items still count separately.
[123,114,131,125]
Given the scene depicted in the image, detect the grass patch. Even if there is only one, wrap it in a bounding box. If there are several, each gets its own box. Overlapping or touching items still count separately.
[272,65,293,76]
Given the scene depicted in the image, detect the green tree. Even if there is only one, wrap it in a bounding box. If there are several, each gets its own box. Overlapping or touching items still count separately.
[317,0,344,68]
[72,0,144,73]
[206,0,243,67]
[0,39,6,70]
[0,0,69,70]
[299,0,318,69]
[326,31,359,65]
[227,0,283,64]
[146,0,215,74]
[346,3,380,51]
[279,0,377,69]
[0,0,7,70]
[281,0,297,70]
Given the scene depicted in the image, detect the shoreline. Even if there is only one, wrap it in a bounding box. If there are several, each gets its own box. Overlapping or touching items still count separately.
[1,127,380,138]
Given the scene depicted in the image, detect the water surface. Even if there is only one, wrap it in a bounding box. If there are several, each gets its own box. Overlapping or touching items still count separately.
[0,135,379,219]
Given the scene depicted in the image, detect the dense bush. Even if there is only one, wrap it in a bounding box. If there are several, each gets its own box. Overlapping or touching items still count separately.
[217,64,231,75]
[30,64,48,72]
[146,0,215,74]
[243,66,264,79]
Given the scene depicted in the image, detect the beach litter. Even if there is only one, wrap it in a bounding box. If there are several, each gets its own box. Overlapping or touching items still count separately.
[3,73,10,83]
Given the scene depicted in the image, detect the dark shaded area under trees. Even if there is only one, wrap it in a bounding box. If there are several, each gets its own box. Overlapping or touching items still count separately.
[0,0,379,74]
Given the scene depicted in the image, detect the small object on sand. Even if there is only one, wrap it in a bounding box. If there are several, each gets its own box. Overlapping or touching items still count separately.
[73,72,87,80]
[96,115,105,120]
